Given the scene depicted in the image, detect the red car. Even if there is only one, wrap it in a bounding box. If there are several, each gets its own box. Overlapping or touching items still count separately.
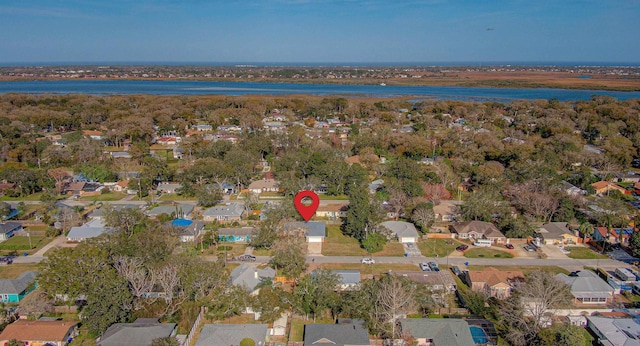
[456,245,469,252]
[505,244,514,250]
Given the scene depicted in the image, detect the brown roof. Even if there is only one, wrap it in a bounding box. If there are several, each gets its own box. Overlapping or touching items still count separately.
[0,320,77,342]
[467,267,524,288]
[317,203,349,212]
[83,130,103,136]
[591,181,610,190]
[450,221,505,239]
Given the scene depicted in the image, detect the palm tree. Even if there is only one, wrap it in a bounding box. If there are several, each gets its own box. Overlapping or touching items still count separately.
[578,221,593,244]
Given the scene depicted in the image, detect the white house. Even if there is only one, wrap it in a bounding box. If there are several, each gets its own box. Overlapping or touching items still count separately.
[380,221,419,243]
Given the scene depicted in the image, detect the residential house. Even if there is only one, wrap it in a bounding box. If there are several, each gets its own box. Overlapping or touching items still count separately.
[157,182,182,194]
[63,181,85,195]
[217,182,236,195]
[218,227,256,243]
[97,318,177,346]
[587,316,640,346]
[230,264,276,294]
[593,227,634,246]
[556,270,615,304]
[303,320,370,346]
[617,173,640,183]
[560,181,586,196]
[0,222,21,241]
[368,179,384,194]
[0,183,15,196]
[247,179,279,194]
[146,204,194,219]
[168,220,205,243]
[202,203,245,223]
[433,200,459,222]
[0,271,37,303]
[284,222,326,243]
[536,222,580,245]
[110,151,132,159]
[67,219,108,242]
[88,204,138,220]
[395,318,475,346]
[450,221,506,244]
[331,270,361,291]
[0,320,78,346]
[463,267,524,299]
[82,129,104,140]
[380,221,420,243]
[192,124,213,132]
[315,203,348,220]
[423,184,451,201]
[591,181,630,195]
[393,271,457,294]
[195,324,268,346]
[109,180,130,192]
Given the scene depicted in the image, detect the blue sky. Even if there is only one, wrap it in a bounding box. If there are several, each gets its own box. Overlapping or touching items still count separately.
[1,0,639,64]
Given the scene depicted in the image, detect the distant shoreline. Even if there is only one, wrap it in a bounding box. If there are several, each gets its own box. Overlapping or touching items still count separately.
[1,65,639,92]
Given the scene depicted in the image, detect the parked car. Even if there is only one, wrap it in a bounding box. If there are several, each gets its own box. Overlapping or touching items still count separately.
[361,258,375,264]
[524,245,535,252]
[505,243,514,250]
[428,262,440,272]
[451,266,462,276]
[456,244,469,252]
[419,262,431,272]
[237,254,256,262]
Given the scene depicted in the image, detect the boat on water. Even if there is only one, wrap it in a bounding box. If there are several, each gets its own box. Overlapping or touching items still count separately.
[379,82,386,86]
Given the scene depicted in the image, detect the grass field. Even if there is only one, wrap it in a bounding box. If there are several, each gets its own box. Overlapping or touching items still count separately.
[0,263,40,279]
[321,225,404,256]
[80,192,126,202]
[157,193,197,202]
[465,265,570,275]
[464,248,514,259]
[418,238,463,257]
[315,262,420,274]
[0,235,50,252]
[565,247,608,259]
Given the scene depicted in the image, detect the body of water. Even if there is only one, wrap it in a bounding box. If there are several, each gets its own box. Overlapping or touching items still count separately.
[0,80,639,101]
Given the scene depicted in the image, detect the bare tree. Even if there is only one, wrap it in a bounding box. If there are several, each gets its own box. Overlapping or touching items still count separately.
[387,187,408,220]
[376,275,414,339]
[114,256,156,309]
[154,263,184,316]
[499,271,572,346]
[18,289,53,319]
[411,203,435,231]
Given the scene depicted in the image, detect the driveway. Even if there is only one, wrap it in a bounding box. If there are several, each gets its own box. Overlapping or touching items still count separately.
[540,244,569,259]
[403,243,423,257]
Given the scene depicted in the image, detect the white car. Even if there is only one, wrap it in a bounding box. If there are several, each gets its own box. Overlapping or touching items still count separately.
[361,258,375,264]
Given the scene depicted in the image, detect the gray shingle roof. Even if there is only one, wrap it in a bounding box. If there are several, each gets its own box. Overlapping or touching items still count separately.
[380,221,419,239]
[202,203,245,218]
[0,222,21,235]
[0,271,37,295]
[332,270,361,285]
[285,221,326,237]
[196,324,268,346]
[230,264,276,292]
[538,222,573,240]
[397,318,475,346]
[147,204,194,217]
[98,320,176,346]
[303,322,370,346]
[556,270,614,299]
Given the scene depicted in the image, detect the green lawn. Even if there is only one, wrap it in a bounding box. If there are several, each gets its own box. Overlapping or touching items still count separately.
[319,194,349,200]
[0,235,49,252]
[289,316,334,342]
[0,193,48,201]
[417,238,463,257]
[80,192,126,202]
[566,247,608,259]
[316,262,419,274]
[464,248,514,259]
[465,265,570,275]
[322,225,368,256]
[157,193,197,202]
[0,263,41,279]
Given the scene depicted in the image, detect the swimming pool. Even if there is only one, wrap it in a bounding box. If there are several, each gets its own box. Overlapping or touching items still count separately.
[172,218,193,227]
[469,325,489,344]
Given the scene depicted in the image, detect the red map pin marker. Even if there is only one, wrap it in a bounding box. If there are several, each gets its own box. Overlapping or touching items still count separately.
[294,190,320,222]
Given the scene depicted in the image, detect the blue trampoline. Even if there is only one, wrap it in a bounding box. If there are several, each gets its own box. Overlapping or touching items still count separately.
[172,219,193,227]
[470,326,489,344]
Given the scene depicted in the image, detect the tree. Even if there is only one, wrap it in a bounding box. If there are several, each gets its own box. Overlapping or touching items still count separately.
[252,286,289,324]
[498,271,572,346]
[0,202,11,220]
[376,275,414,338]
[578,221,594,243]
[239,338,256,346]
[151,337,180,346]
[103,206,150,237]
[630,230,640,258]
[343,184,384,244]
[536,323,586,346]
[270,236,307,278]
[18,289,53,319]
[411,202,435,232]
[196,184,222,207]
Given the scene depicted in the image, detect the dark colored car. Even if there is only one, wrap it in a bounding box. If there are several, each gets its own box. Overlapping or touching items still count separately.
[451,266,462,276]
[505,243,514,249]
[456,244,469,252]
[237,254,256,262]
[428,262,440,272]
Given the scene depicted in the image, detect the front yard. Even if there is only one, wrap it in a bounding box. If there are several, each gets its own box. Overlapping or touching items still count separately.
[565,246,608,259]
[321,225,404,257]
[0,235,51,254]
[417,238,463,257]
[464,248,514,259]
[0,263,40,279]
